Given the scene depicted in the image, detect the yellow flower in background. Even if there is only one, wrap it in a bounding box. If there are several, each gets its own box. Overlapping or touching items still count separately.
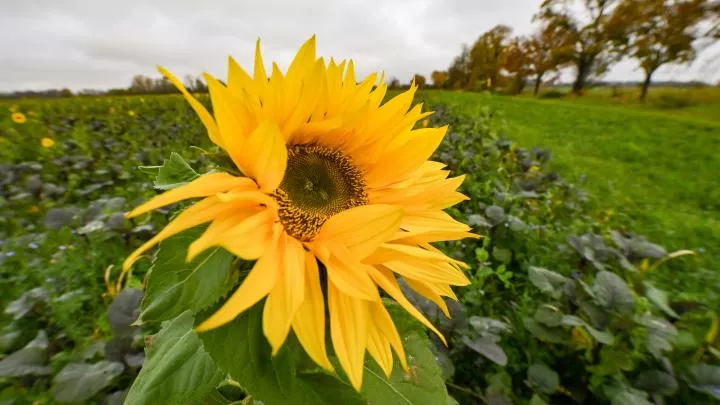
[41,137,55,148]
[421,118,430,128]
[11,112,26,124]
[123,36,474,390]
[128,110,136,117]
[109,107,116,114]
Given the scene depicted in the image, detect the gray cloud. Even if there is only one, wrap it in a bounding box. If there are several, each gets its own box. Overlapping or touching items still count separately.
[1,0,718,91]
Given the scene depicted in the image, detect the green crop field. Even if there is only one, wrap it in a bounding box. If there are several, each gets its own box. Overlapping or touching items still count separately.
[2,90,720,404]
[423,90,720,291]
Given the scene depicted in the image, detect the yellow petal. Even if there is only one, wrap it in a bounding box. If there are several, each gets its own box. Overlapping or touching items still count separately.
[220,209,277,260]
[291,252,333,371]
[158,66,222,147]
[369,301,408,371]
[328,282,368,390]
[365,243,467,268]
[383,260,470,286]
[403,278,450,318]
[195,223,283,332]
[186,206,269,261]
[204,74,251,173]
[126,173,254,218]
[366,322,393,377]
[365,127,447,188]
[123,197,224,271]
[367,266,446,345]
[245,121,288,192]
[254,39,267,89]
[315,205,403,260]
[313,242,380,301]
[263,236,306,354]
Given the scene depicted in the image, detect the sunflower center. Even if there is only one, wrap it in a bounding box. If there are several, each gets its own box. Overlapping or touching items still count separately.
[274,144,368,241]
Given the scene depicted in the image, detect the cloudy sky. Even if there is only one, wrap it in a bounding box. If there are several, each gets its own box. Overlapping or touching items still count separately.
[1,0,718,91]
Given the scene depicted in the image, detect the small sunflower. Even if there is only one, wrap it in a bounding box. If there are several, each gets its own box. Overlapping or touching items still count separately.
[11,112,26,124]
[124,36,474,390]
[41,137,55,148]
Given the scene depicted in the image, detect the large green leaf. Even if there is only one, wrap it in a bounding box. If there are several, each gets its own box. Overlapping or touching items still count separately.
[140,227,235,323]
[643,282,678,318]
[528,267,568,299]
[362,303,453,404]
[592,271,635,316]
[200,303,364,405]
[0,330,51,377]
[561,315,615,345]
[527,364,559,394]
[684,363,720,399]
[153,152,199,190]
[125,311,224,405]
[52,361,124,403]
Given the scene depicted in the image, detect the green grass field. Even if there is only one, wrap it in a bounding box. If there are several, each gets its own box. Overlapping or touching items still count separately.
[423,90,720,279]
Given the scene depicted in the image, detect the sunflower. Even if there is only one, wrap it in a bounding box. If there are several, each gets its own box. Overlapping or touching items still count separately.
[41,137,55,148]
[124,36,475,390]
[11,112,26,124]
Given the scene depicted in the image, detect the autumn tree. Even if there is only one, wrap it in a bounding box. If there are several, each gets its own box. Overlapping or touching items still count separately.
[537,0,626,95]
[412,74,427,88]
[524,24,573,95]
[613,0,707,101]
[469,25,513,90]
[503,38,532,94]
[446,45,472,89]
[430,70,449,88]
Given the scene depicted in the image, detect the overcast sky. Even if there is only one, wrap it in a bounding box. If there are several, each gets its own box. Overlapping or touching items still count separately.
[1,0,718,92]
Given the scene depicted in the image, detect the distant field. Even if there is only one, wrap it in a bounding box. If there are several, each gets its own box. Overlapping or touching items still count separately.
[423,90,720,286]
[523,85,720,123]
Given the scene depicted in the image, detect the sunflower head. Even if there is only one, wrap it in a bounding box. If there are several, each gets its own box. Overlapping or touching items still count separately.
[11,112,26,124]
[41,137,55,148]
[125,36,475,390]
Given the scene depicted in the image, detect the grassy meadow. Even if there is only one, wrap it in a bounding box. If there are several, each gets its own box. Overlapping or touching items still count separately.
[2,86,720,404]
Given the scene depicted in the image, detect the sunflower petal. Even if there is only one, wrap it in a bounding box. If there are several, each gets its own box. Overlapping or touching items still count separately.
[158,66,222,146]
[367,266,446,345]
[328,283,368,390]
[245,121,288,192]
[263,236,306,354]
[187,206,272,261]
[292,252,333,371]
[195,223,283,331]
[123,197,224,270]
[369,301,408,371]
[126,173,254,218]
[315,205,403,260]
[314,242,380,301]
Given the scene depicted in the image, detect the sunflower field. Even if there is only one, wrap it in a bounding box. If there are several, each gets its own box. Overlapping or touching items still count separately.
[2,62,720,404]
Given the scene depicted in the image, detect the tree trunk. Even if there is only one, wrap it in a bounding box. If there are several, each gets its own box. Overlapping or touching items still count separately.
[640,69,654,102]
[572,59,591,96]
[533,73,544,95]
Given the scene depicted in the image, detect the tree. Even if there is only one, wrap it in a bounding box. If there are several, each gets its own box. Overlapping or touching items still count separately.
[469,25,513,91]
[612,0,707,101]
[412,74,427,88]
[525,24,573,95]
[537,0,626,95]
[503,38,532,94]
[446,45,472,89]
[388,77,401,89]
[430,70,449,89]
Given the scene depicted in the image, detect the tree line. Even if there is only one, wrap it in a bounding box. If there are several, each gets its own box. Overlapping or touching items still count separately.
[410,0,720,100]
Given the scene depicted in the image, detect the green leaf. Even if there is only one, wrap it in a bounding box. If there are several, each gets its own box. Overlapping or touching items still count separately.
[527,364,559,394]
[141,227,235,323]
[362,302,453,405]
[528,267,568,299]
[562,315,615,345]
[52,361,124,403]
[125,311,225,405]
[635,370,678,396]
[153,152,199,190]
[530,394,548,405]
[485,205,505,225]
[108,288,143,337]
[492,247,512,264]
[0,330,51,377]
[643,282,678,318]
[612,390,653,405]
[461,336,507,366]
[684,363,720,399]
[523,318,567,344]
[534,305,563,327]
[201,303,364,405]
[592,271,635,315]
